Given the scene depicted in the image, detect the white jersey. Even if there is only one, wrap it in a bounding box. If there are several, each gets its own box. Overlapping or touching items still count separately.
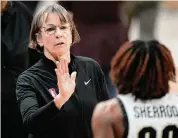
[117,93,178,138]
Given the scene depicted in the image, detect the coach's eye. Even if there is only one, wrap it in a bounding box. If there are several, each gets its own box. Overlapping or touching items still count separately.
[45,26,56,35]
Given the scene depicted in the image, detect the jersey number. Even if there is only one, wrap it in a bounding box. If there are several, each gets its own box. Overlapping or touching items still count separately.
[138,125,178,138]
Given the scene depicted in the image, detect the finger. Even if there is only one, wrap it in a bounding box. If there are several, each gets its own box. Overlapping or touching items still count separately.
[64,61,70,80]
[56,61,62,74]
[60,58,65,75]
[59,60,64,75]
[64,60,67,73]
[71,71,77,82]
[64,60,69,74]
[55,68,61,81]
[62,58,66,74]
[66,60,69,74]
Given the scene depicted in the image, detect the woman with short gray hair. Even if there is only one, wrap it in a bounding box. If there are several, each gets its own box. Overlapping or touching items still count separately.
[16,4,109,138]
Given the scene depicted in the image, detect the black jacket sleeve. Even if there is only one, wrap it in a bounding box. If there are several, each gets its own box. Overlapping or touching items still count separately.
[16,75,67,135]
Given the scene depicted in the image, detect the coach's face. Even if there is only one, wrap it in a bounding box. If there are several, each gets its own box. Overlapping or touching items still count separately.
[36,12,72,59]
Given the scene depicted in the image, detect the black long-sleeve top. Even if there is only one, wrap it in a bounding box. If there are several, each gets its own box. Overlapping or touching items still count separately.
[16,54,109,138]
[2,1,31,104]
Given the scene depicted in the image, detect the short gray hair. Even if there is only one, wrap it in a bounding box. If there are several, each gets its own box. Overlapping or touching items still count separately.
[29,4,80,50]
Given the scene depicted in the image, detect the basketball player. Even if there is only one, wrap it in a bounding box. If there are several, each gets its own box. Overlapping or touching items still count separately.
[92,40,178,138]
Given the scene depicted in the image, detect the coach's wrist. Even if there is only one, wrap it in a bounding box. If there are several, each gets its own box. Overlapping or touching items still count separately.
[54,95,67,109]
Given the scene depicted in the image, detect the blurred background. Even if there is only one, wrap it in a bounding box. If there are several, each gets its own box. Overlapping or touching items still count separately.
[1,1,178,138]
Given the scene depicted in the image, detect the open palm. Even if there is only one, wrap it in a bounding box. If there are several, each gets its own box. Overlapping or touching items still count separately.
[55,58,77,100]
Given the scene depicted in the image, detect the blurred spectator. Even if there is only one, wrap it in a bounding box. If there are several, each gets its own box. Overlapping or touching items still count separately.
[156,2,178,92]
[1,1,32,138]
[20,1,38,14]
[60,1,129,97]
[126,1,159,41]
[155,1,178,67]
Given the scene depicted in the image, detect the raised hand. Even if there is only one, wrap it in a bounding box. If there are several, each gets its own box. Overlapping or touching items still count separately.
[54,58,77,109]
